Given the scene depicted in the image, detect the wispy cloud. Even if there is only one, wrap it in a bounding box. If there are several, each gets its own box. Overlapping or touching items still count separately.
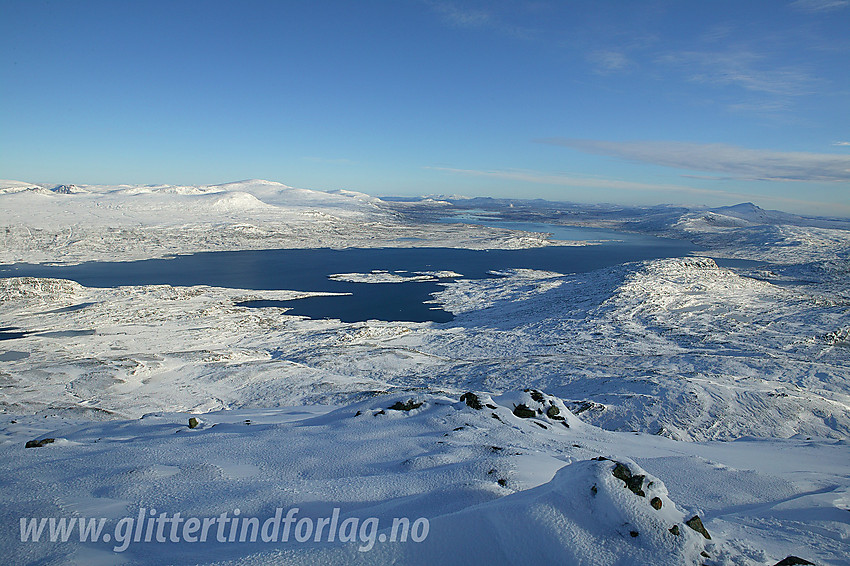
[423,0,537,40]
[423,1,534,39]
[833,141,850,146]
[538,139,850,182]
[587,50,634,74]
[789,0,850,12]
[657,50,817,97]
[426,1,494,29]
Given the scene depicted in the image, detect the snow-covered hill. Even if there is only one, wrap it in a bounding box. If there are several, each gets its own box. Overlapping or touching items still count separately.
[0,180,559,264]
[1,183,848,564]
[2,391,845,565]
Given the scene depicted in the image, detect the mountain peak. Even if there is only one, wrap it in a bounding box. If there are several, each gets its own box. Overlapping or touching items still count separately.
[209,179,292,191]
[726,202,761,211]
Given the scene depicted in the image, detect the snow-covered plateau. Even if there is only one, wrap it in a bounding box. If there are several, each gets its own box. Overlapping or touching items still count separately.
[0,180,848,565]
[0,180,562,265]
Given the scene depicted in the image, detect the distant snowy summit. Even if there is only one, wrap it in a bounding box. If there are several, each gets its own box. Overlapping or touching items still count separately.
[0,181,88,195]
[50,184,87,194]
[673,202,850,231]
[0,180,50,195]
[0,178,385,218]
[0,178,378,204]
[709,202,799,224]
[0,178,401,264]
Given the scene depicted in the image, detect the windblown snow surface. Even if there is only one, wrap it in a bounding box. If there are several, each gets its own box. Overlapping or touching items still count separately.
[0,180,848,565]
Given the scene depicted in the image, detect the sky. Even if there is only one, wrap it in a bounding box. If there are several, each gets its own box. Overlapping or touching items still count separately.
[1,0,848,216]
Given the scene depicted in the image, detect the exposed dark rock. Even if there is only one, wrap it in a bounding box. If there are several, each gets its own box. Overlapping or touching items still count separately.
[497,478,507,487]
[669,525,680,536]
[545,405,561,419]
[569,400,605,415]
[460,392,483,410]
[188,417,200,429]
[388,400,422,411]
[590,484,597,495]
[626,475,646,497]
[612,462,631,482]
[773,557,815,566]
[525,389,545,403]
[512,404,536,418]
[25,438,55,448]
[685,515,711,539]
[650,497,663,510]
[629,531,639,538]
[610,462,646,497]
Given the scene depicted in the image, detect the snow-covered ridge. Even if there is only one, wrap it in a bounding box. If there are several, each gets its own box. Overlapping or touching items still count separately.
[0,276,86,300]
[0,178,375,209]
[0,179,563,264]
[328,270,463,283]
[2,255,846,441]
[1,390,845,565]
[673,201,850,241]
[1,187,848,564]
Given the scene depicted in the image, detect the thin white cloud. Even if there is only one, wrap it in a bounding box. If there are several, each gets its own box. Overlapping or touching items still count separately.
[426,1,494,29]
[538,139,850,182]
[789,0,850,12]
[833,141,850,146]
[422,1,535,39]
[726,100,793,113]
[658,50,817,96]
[588,50,634,74]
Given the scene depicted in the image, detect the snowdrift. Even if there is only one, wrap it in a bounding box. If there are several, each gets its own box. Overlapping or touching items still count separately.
[3,391,842,565]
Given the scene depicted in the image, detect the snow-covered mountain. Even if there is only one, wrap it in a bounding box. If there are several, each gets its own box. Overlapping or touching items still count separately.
[674,202,850,233]
[1,181,848,564]
[0,180,561,265]
[2,391,844,565]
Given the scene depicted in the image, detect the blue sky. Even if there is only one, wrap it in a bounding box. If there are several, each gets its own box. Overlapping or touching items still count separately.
[1,0,848,215]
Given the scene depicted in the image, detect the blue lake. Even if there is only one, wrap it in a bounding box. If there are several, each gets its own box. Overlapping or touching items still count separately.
[0,224,696,323]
